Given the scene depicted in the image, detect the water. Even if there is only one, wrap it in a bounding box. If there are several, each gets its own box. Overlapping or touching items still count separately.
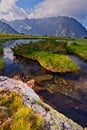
[2,39,41,77]
[1,40,87,127]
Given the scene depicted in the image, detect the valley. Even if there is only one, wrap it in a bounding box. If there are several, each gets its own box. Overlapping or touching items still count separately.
[0,0,87,129]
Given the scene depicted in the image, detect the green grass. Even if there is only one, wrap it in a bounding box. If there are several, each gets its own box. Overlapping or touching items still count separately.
[0,33,63,41]
[0,58,5,70]
[1,33,87,72]
[0,90,44,130]
[0,43,4,70]
[27,39,67,54]
[67,38,87,60]
[11,106,43,130]
[0,33,58,71]
[12,40,80,73]
[25,51,80,73]
[0,44,3,54]
[0,33,73,40]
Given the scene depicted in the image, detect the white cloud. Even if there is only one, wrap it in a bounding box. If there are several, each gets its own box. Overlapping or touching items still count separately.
[0,0,27,21]
[28,0,87,22]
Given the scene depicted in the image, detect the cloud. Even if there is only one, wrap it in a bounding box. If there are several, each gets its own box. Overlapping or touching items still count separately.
[0,0,87,26]
[28,0,87,22]
[0,0,27,21]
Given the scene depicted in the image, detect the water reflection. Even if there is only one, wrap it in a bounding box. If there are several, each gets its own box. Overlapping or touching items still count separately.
[3,40,31,64]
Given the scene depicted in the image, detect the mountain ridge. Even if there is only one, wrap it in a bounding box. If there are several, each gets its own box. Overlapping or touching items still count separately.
[0,20,18,34]
[9,16,87,38]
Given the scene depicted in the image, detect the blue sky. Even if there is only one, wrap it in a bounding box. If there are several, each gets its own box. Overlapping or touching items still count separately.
[0,0,87,28]
[16,0,42,9]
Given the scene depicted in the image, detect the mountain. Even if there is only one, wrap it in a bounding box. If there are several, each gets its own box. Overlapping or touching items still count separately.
[9,16,87,38]
[0,20,18,34]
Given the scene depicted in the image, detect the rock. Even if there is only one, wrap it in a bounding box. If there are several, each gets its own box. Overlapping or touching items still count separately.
[33,74,53,83]
[0,76,86,130]
[47,110,84,130]
[0,76,40,102]
[27,79,35,88]
[47,84,57,93]
[13,75,21,80]
[32,104,46,116]
[61,78,68,85]
[0,106,8,111]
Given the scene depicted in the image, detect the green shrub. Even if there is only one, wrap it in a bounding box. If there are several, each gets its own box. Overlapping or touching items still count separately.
[72,42,78,46]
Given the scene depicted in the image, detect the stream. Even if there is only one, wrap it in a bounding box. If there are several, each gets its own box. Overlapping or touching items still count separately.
[0,39,87,127]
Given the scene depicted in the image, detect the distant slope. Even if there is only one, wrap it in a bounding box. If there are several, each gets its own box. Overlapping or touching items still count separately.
[9,16,87,38]
[0,20,18,34]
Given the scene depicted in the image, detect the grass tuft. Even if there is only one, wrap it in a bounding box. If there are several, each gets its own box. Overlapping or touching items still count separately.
[0,90,44,130]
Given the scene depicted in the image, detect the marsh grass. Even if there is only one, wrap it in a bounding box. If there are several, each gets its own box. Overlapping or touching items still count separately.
[0,33,46,71]
[67,39,87,60]
[12,40,80,73]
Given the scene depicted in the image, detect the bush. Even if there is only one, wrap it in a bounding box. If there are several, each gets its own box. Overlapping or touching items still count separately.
[72,42,78,46]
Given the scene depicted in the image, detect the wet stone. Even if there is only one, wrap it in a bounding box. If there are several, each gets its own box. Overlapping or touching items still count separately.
[33,74,53,83]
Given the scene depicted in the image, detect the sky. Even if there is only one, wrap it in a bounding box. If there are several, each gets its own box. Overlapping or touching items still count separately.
[0,0,87,28]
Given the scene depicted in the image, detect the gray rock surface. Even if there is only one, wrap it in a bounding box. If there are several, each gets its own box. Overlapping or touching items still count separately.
[0,76,86,130]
